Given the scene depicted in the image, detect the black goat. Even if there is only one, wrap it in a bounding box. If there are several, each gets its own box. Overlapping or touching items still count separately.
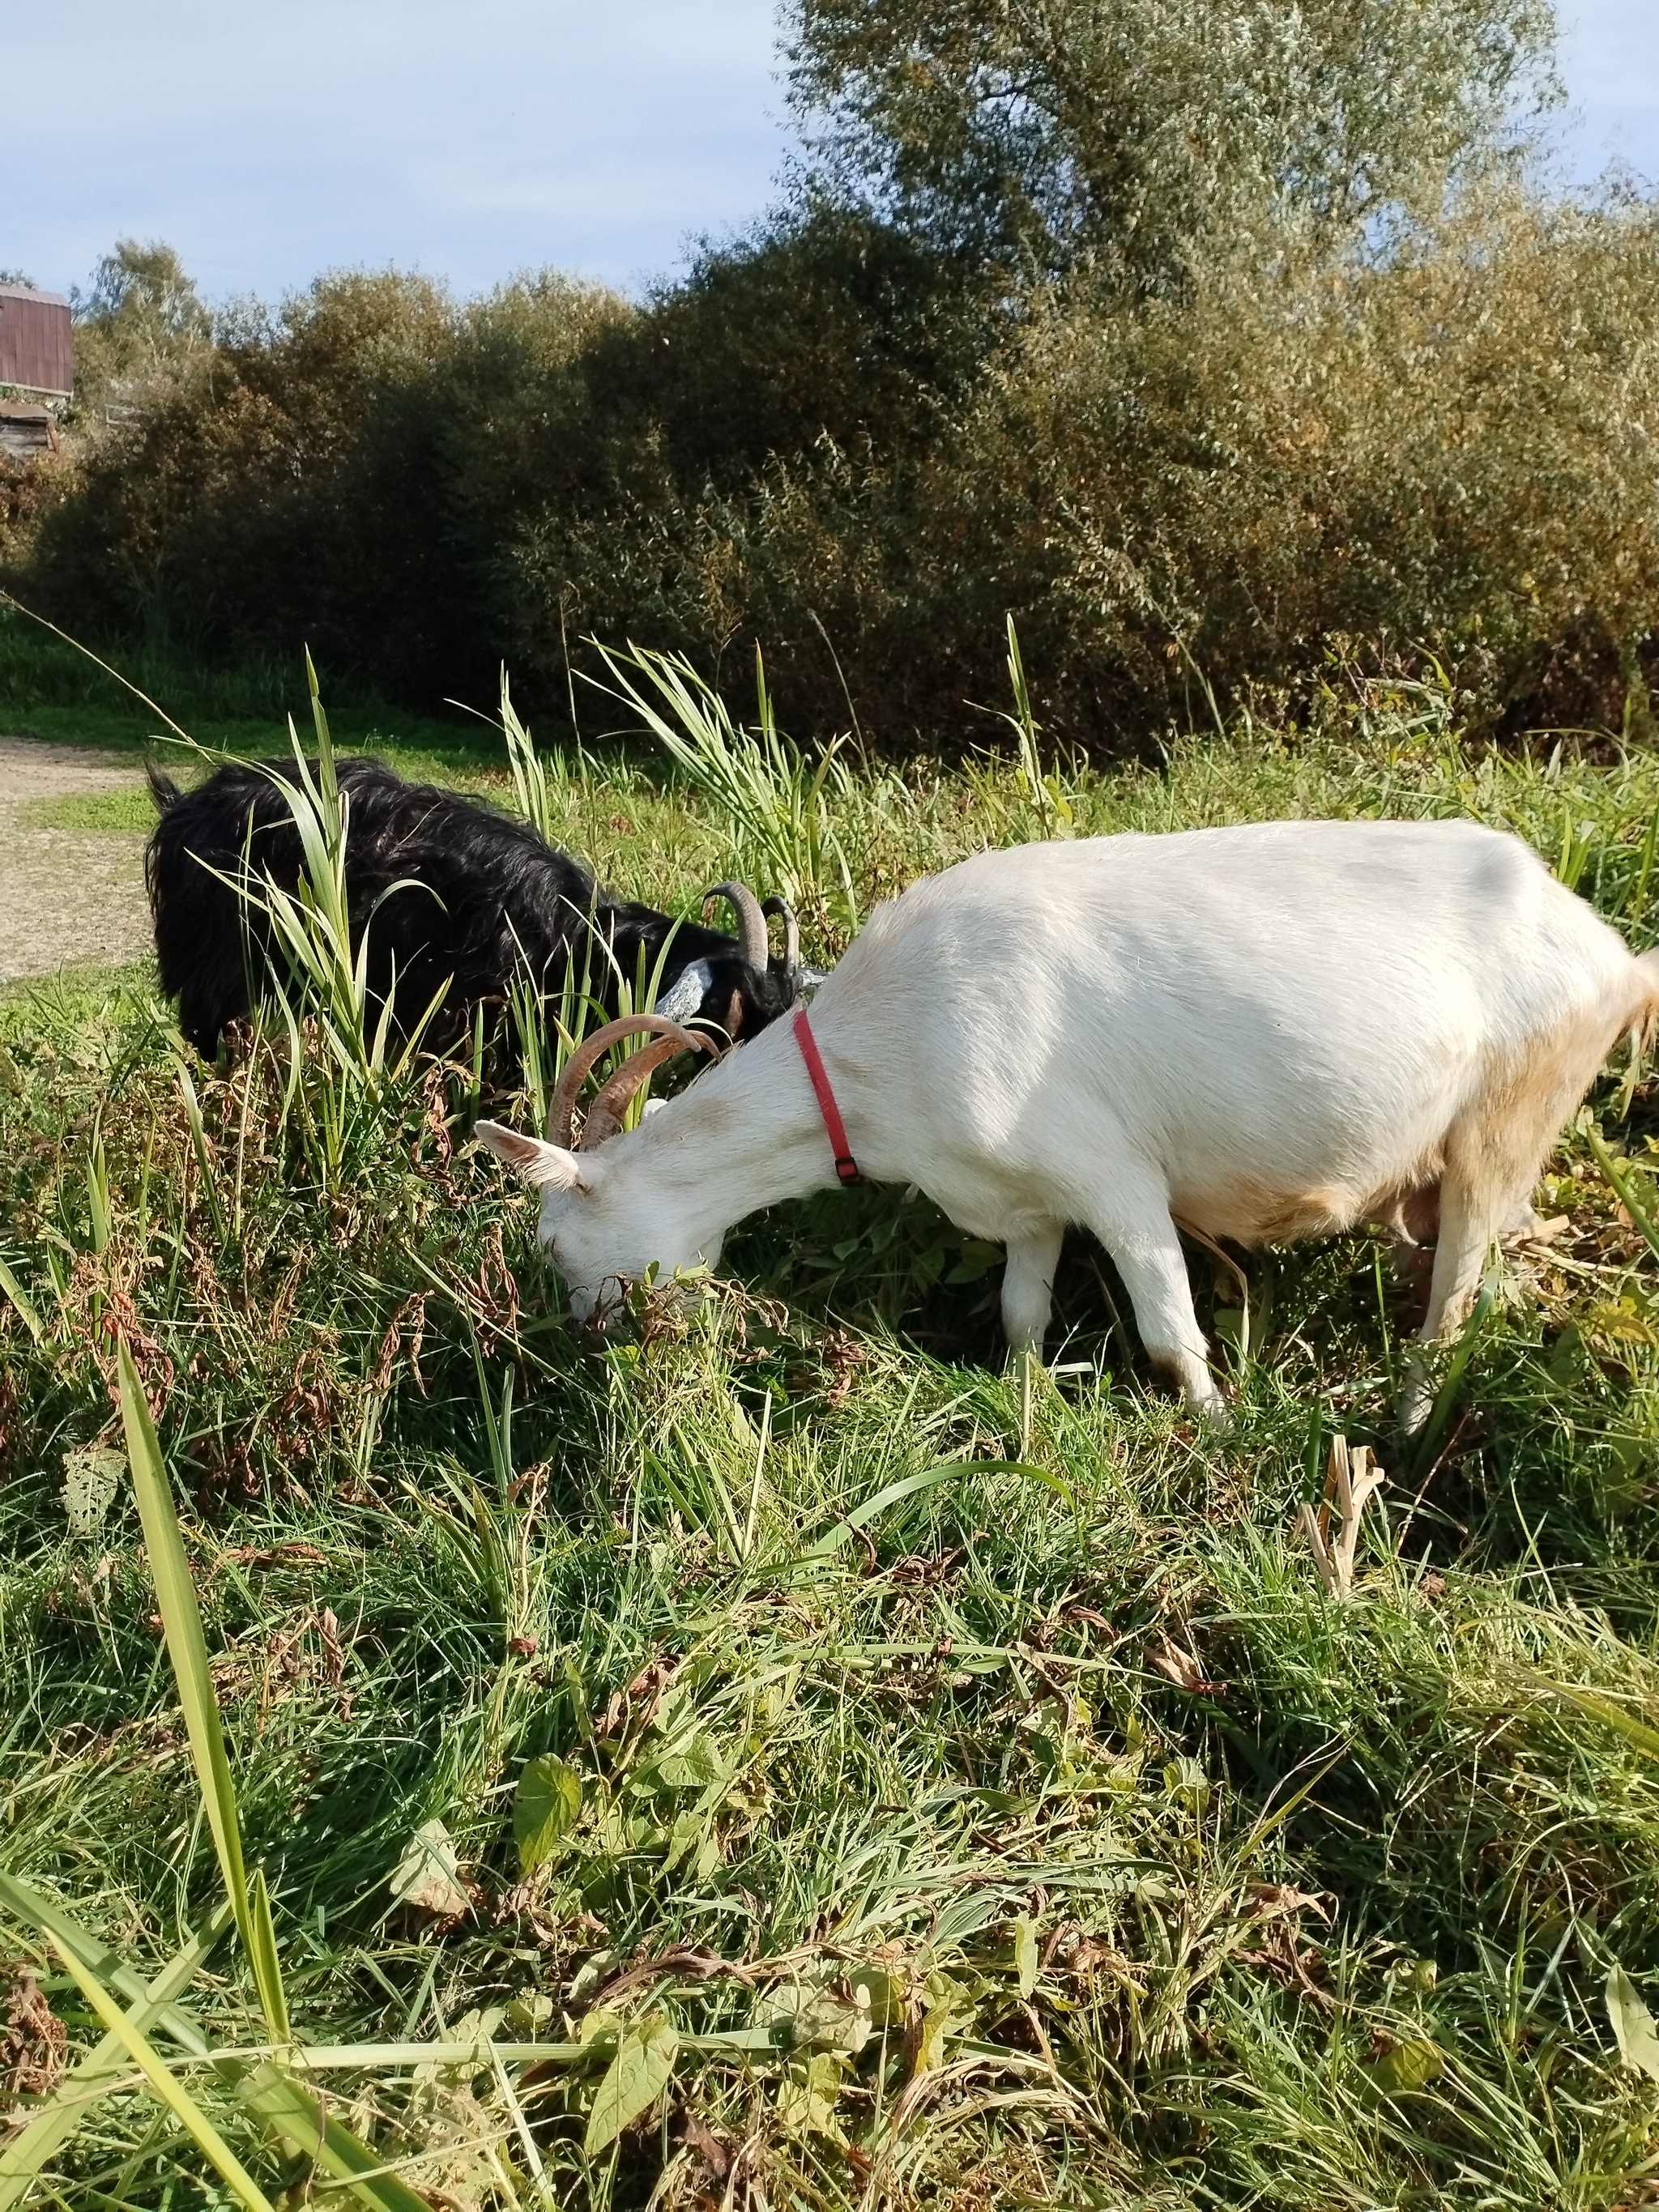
[147,756,801,1059]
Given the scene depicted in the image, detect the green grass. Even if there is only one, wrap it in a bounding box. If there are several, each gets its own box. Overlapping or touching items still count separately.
[0,603,505,777]
[2,665,1659,2209]
[12,792,156,835]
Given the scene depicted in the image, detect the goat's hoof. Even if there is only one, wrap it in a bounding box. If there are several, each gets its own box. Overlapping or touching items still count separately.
[1397,1357,1434,1438]
[1188,1387,1232,1433]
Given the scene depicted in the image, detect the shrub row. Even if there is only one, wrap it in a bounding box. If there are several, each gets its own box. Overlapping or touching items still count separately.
[6,192,1659,752]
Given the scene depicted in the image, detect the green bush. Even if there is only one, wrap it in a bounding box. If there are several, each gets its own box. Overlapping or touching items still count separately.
[6,7,1659,753]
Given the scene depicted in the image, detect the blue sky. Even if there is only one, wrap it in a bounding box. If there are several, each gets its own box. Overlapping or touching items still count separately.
[6,0,1656,307]
[1557,0,1659,185]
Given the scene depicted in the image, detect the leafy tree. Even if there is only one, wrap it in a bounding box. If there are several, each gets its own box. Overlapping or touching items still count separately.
[70,240,214,397]
[783,0,1561,287]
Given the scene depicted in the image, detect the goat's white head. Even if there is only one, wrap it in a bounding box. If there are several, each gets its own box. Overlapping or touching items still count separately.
[474,1013,723,1327]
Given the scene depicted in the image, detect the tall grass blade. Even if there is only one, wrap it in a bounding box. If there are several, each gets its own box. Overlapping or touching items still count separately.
[46,1933,275,2212]
[1587,1123,1659,1268]
[1519,1669,1659,1762]
[0,1877,425,2212]
[0,1900,233,2208]
[117,1340,257,1953]
[0,1252,43,1344]
[799,1458,1075,1562]
[1628,803,1659,921]
[175,1061,226,1239]
[235,2065,438,2212]
[85,1125,111,1255]
[501,665,555,843]
[1002,616,1068,838]
[0,587,200,749]
[247,1871,291,2046]
[1412,1266,1499,1467]
[0,1873,209,2043]
[595,639,851,914]
[305,643,338,809]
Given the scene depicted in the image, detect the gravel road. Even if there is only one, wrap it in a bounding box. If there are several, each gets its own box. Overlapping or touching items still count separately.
[0,737,153,982]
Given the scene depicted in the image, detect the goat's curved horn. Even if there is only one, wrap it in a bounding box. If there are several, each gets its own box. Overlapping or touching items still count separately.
[763,894,800,975]
[581,1030,712,1149]
[550,1014,718,1149]
[704,880,770,971]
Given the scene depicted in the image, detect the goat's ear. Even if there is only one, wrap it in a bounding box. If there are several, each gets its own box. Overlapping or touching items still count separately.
[474,1121,586,1191]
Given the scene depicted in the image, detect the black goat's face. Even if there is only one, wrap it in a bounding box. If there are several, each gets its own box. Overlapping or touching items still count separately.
[653,953,796,1038]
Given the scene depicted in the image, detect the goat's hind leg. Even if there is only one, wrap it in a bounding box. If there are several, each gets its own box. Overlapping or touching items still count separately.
[1398,1063,1585,1432]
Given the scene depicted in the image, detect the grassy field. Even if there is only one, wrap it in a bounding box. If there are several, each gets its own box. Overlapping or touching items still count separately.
[0,603,497,777]
[2,655,1659,2210]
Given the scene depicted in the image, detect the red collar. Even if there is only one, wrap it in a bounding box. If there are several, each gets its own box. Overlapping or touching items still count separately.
[792,1007,860,1185]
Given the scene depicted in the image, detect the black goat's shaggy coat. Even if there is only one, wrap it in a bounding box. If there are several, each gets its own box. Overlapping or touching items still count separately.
[147,757,797,1057]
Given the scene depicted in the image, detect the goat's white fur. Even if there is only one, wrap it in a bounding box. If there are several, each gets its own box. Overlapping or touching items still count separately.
[476,820,1659,1423]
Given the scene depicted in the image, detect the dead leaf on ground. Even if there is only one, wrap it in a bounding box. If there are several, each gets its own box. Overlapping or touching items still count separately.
[1243,1882,1331,1924]
[1607,1963,1659,2084]
[1,1969,67,2101]
[677,2106,731,2179]
[1235,1920,1335,2008]
[1148,1630,1227,1695]
[389,1818,471,1918]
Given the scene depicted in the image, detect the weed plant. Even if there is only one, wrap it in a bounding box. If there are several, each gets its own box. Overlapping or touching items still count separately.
[2,672,1659,2207]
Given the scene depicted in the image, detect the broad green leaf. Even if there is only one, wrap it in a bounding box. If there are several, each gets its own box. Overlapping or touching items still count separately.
[848,1964,906,2032]
[48,1933,275,2212]
[584,2016,680,2156]
[577,2003,626,2046]
[662,1806,709,1873]
[389,1819,469,1916]
[914,2005,952,2076]
[1364,2038,1444,2095]
[913,1971,974,2076]
[514,1755,583,1876]
[1607,1963,1659,2082]
[1013,1916,1040,1999]
[650,1729,723,1792]
[505,1991,557,2035]
[776,2052,849,2145]
[565,1656,595,1744]
[763,1982,870,2054]
[117,1340,253,1943]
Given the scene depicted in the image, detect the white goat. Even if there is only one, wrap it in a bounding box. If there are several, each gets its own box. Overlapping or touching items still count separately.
[477,820,1659,1423]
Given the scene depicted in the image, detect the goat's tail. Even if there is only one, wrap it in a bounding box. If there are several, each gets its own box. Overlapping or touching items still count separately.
[145,760,182,816]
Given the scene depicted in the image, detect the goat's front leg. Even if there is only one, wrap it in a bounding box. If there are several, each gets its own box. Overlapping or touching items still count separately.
[1000,1219,1064,1355]
[1084,1182,1226,1421]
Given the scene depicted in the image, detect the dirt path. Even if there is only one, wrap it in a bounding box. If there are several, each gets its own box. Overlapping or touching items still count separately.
[0,737,153,982]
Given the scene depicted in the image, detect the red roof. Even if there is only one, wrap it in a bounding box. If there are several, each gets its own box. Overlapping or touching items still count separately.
[0,285,74,398]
